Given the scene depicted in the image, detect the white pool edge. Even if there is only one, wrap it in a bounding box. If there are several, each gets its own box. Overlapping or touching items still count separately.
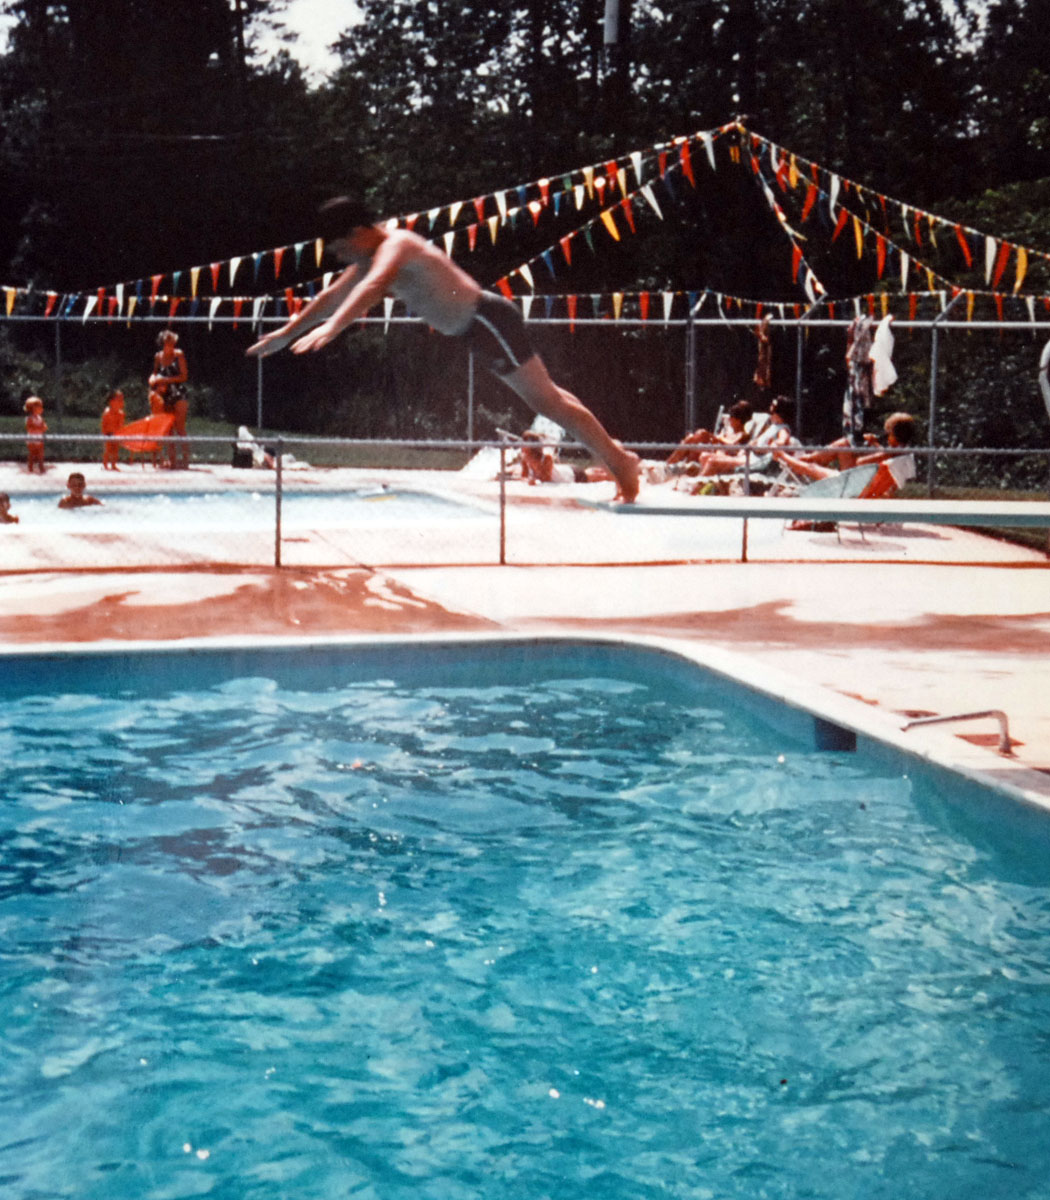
[4,630,1049,814]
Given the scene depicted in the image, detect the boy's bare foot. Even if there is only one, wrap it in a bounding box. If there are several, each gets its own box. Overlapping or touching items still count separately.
[613,447,641,503]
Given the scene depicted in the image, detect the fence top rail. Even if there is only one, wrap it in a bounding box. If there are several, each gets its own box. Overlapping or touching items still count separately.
[0,433,1046,459]
[5,313,1050,332]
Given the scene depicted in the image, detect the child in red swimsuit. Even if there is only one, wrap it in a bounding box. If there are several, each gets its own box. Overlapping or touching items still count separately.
[24,396,47,474]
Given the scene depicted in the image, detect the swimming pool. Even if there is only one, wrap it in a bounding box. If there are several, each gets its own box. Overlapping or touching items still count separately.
[4,486,491,533]
[2,636,1049,1199]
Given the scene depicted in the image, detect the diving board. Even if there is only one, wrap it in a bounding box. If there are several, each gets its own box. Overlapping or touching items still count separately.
[577,494,1050,561]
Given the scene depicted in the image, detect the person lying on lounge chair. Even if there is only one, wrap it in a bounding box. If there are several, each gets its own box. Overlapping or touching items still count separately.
[691,395,796,478]
[667,400,753,468]
[773,412,918,502]
[780,411,917,478]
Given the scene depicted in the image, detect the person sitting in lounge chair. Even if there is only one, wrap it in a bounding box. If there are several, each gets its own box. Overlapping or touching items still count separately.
[668,400,753,469]
[778,411,917,480]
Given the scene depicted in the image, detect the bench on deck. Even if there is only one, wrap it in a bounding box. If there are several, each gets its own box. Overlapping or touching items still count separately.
[583,495,1050,561]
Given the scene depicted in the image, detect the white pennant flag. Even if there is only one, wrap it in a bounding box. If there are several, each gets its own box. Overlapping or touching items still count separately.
[985,236,996,285]
[662,292,674,322]
[383,296,394,334]
[640,184,663,220]
[699,131,716,170]
[208,297,222,329]
[522,295,534,320]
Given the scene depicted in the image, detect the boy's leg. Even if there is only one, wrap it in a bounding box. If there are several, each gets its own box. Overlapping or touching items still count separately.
[501,355,639,501]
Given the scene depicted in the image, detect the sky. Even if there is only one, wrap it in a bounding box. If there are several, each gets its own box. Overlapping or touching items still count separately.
[255,0,362,83]
[0,0,360,86]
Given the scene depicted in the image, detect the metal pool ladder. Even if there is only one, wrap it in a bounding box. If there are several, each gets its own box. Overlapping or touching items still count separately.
[901,710,1014,756]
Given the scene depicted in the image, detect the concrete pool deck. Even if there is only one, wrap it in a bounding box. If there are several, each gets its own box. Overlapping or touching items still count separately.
[2,460,1049,802]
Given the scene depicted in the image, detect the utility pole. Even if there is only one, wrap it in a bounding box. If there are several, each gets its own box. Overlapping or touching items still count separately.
[603,0,631,137]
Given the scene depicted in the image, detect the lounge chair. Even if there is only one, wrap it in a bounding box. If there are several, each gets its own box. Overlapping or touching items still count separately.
[786,454,916,533]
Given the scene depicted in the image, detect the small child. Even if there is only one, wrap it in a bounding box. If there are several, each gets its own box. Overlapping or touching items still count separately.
[0,492,19,524]
[24,396,47,474]
[58,471,103,509]
[101,390,125,470]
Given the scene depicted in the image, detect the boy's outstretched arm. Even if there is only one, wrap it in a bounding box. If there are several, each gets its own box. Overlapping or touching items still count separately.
[246,264,359,357]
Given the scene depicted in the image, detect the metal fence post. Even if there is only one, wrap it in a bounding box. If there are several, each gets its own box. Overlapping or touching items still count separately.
[274,437,283,568]
[499,444,507,565]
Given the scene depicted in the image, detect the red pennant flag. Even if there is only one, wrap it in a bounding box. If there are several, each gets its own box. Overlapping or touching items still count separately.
[559,236,573,267]
[405,213,418,231]
[791,245,802,281]
[831,208,849,241]
[108,297,118,318]
[876,236,886,278]
[992,241,1011,290]
[210,263,221,291]
[620,198,636,235]
[97,287,105,311]
[539,179,550,205]
[775,153,789,191]
[913,212,923,246]
[567,294,577,332]
[468,224,478,251]
[45,292,58,316]
[954,225,973,268]
[150,275,163,302]
[233,299,243,329]
[604,160,618,191]
[749,155,761,175]
[284,287,295,312]
[866,294,876,316]
[273,247,285,278]
[679,141,696,187]
[793,304,801,319]
[658,150,668,178]
[473,197,486,222]
[801,184,817,223]
[828,303,836,320]
[169,298,180,317]
[496,278,513,299]
[639,291,650,321]
[994,294,1004,321]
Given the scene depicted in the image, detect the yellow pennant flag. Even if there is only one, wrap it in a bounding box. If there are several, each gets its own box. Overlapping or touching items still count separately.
[600,209,620,241]
[487,216,500,245]
[1014,246,1028,293]
[613,292,624,319]
[966,291,975,321]
[5,288,15,315]
[190,267,200,299]
[853,216,864,259]
[583,166,595,199]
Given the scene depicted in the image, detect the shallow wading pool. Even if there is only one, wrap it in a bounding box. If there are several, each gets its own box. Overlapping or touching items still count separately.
[2,637,1049,1199]
[3,487,491,533]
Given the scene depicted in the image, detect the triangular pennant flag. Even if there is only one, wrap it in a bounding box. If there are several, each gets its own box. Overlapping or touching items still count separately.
[273,247,285,278]
[559,235,573,266]
[900,251,910,290]
[522,294,534,321]
[600,209,620,241]
[582,166,595,199]
[150,274,163,302]
[541,250,555,277]
[232,299,243,328]
[128,296,138,320]
[168,298,180,318]
[519,263,535,290]
[613,292,624,320]
[832,208,849,241]
[574,183,585,210]
[528,200,543,226]
[699,131,716,170]
[82,295,98,323]
[992,241,1011,290]
[116,283,125,313]
[679,140,696,187]
[442,231,456,256]
[487,215,500,244]
[538,178,550,205]
[639,291,650,321]
[252,254,263,282]
[630,151,643,184]
[229,256,241,286]
[44,291,58,317]
[468,224,478,251]
[189,268,200,299]
[172,270,183,294]
[620,198,636,235]
[253,296,267,326]
[876,236,886,278]
[829,174,840,217]
[984,236,996,285]
[662,292,674,322]
[4,288,15,316]
[427,206,441,230]
[315,239,324,267]
[208,297,221,329]
[210,262,221,291]
[567,294,577,330]
[495,191,508,220]
[449,200,463,226]
[591,293,602,318]
[383,296,394,334]
[853,216,864,258]
[640,183,663,220]
[954,225,973,268]
[1015,246,1028,293]
[496,278,513,299]
[474,197,486,222]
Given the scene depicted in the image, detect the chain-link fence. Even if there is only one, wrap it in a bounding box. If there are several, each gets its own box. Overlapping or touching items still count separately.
[1,432,1048,571]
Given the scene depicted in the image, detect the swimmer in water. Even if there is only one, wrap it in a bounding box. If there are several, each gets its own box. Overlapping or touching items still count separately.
[0,492,18,523]
[247,197,640,502]
[58,472,103,509]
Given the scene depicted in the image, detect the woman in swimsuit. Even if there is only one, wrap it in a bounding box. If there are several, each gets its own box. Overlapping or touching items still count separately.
[149,330,189,469]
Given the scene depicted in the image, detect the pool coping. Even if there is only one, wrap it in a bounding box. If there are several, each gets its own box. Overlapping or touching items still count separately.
[5,629,1049,815]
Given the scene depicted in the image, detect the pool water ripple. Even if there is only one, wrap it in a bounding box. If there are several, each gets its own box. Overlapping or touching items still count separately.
[2,665,1050,1198]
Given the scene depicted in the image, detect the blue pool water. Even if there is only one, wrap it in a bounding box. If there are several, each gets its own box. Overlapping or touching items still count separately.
[2,641,1049,1199]
[5,487,487,532]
